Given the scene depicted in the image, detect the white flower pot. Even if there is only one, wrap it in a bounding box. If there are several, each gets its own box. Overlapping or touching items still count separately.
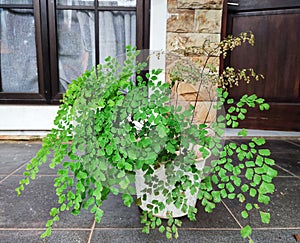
[135,146,210,219]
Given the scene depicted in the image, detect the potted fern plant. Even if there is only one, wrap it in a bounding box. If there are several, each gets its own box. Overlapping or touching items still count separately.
[16,32,277,242]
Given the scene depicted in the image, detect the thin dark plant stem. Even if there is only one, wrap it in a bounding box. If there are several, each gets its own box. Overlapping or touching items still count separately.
[202,86,213,125]
[174,81,180,114]
[191,54,211,124]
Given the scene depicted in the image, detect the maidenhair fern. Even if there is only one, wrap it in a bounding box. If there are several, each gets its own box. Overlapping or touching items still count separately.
[16,33,277,243]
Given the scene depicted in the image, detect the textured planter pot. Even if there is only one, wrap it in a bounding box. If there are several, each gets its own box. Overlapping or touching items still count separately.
[135,146,210,218]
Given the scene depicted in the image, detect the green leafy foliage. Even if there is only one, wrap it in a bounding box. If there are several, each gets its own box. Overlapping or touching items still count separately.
[16,34,276,242]
[260,211,271,224]
[241,225,252,238]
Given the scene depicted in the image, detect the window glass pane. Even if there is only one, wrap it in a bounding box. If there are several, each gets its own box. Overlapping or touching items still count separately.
[99,11,136,63]
[57,10,95,92]
[99,0,136,7]
[0,0,32,4]
[57,0,94,6]
[0,8,38,93]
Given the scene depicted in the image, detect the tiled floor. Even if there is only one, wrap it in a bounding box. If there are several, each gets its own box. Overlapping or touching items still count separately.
[0,139,300,243]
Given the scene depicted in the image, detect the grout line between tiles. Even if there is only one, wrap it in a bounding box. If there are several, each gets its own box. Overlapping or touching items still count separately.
[271,151,297,154]
[221,200,254,243]
[221,200,243,229]
[87,219,96,243]
[93,227,240,231]
[0,228,91,231]
[93,227,142,230]
[1,226,299,232]
[274,164,300,180]
[3,174,58,177]
[0,162,28,184]
[275,175,297,178]
[251,227,300,230]
[177,227,300,231]
[287,140,300,148]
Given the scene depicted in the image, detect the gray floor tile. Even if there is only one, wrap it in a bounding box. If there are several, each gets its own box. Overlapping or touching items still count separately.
[181,199,240,228]
[220,151,289,177]
[265,139,300,153]
[0,230,90,243]
[95,194,142,228]
[0,142,72,176]
[222,140,292,176]
[229,139,300,154]
[272,152,300,176]
[95,192,239,229]
[14,151,74,176]
[242,161,289,177]
[0,143,41,174]
[0,160,26,176]
[224,177,300,228]
[288,139,300,147]
[91,229,246,243]
[251,229,300,243]
[268,168,291,177]
[15,160,64,175]
[0,176,94,229]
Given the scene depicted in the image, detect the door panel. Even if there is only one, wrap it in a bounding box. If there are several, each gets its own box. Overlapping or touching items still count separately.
[226,0,300,131]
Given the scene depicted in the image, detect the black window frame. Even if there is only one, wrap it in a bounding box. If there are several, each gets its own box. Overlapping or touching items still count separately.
[0,0,150,104]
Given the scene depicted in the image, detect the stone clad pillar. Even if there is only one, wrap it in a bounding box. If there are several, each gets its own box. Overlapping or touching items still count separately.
[166,0,225,125]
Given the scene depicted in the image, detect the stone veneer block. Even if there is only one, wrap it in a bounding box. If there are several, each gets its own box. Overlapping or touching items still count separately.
[166,33,220,51]
[170,96,217,124]
[169,80,218,124]
[167,0,178,12]
[194,101,217,124]
[195,9,222,33]
[175,82,217,101]
[178,0,223,9]
[167,10,195,33]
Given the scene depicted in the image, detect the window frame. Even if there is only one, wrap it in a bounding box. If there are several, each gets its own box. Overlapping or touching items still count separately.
[0,0,150,104]
[0,1,47,104]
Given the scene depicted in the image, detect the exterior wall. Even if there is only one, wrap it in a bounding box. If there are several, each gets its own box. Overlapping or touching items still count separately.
[0,105,58,136]
[0,0,225,135]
